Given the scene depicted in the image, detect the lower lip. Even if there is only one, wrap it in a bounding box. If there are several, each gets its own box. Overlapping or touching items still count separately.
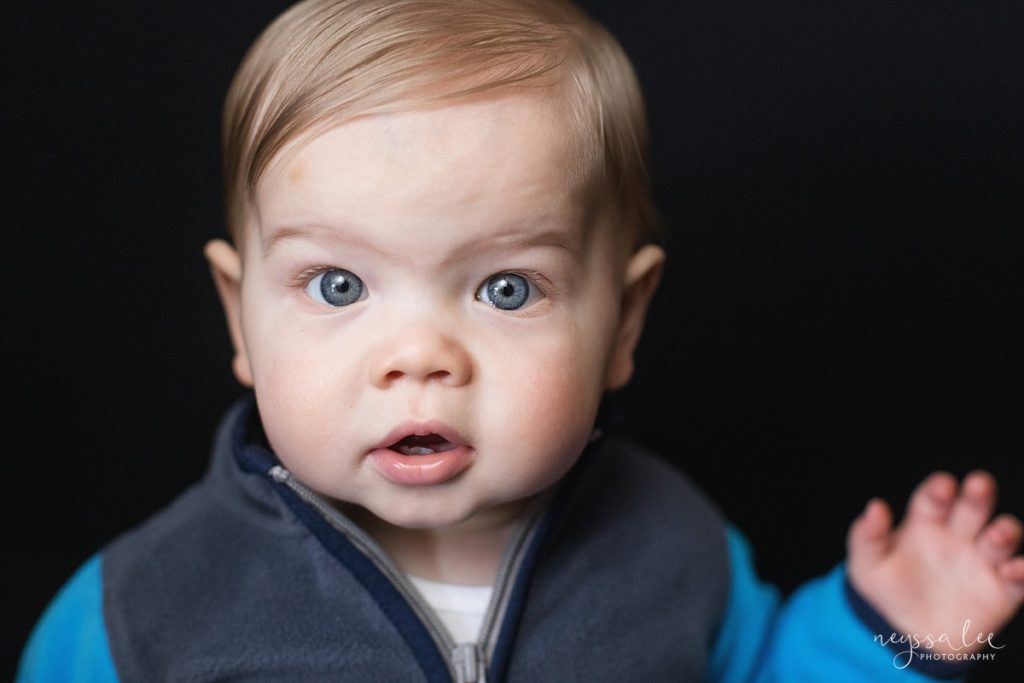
[368,446,474,486]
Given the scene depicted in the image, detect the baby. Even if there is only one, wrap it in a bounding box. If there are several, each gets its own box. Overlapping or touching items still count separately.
[18,0,1023,681]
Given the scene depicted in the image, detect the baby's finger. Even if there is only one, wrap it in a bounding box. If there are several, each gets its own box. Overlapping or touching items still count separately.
[977,514,1023,565]
[847,498,894,565]
[905,471,957,524]
[998,557,1024,605]
[948,470,997,539]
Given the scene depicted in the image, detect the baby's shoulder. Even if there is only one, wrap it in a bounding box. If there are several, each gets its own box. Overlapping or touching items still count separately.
[102,464,301,593]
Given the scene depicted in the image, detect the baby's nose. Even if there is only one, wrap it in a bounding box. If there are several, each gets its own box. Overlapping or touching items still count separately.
[369,328,473,389]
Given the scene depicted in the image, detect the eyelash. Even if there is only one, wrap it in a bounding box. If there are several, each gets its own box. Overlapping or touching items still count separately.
[497,269,552,296]
[289,265,339,290]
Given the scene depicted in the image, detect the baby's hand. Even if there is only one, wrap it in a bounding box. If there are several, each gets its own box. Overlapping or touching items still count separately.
[846,470,1024,655]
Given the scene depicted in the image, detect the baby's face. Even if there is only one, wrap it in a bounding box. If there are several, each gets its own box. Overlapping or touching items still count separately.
[209,92,662,531]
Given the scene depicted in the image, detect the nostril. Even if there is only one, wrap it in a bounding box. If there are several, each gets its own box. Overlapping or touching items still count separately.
[374,346,471,387]
[380,368,453,386]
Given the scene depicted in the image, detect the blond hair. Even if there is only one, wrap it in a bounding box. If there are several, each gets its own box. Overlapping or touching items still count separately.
[222,0,657,248]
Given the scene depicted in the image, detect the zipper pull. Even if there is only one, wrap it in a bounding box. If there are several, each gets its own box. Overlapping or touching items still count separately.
[451,643,486,683]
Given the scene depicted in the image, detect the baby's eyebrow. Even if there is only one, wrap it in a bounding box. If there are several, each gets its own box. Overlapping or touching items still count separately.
[261,224,390,260]
[261,223,582,262]
[262,225,315,257]
[466,229,581,259]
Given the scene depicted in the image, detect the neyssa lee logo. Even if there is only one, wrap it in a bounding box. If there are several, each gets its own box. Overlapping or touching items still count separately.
[875,619,1005,669]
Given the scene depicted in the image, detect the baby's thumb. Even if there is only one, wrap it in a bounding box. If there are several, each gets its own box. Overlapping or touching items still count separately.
[847,498,894,565]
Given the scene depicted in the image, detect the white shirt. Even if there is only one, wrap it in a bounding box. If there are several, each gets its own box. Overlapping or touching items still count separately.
[408,574,494,644]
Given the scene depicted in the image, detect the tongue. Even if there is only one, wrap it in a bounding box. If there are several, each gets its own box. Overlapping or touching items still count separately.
[393,434,454,456]
[397,445,437,455]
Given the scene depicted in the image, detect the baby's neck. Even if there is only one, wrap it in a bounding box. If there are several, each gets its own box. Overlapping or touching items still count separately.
[347,498,536,586]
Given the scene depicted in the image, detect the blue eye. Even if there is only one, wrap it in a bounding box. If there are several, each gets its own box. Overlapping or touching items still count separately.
[306,269,365,307]
[477,273,533,310]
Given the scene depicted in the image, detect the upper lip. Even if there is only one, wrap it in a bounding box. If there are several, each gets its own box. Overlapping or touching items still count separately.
[370,420,468,452]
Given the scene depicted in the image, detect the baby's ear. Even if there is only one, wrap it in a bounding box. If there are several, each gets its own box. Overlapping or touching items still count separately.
[604,244,665,391]
[204,239,254,387]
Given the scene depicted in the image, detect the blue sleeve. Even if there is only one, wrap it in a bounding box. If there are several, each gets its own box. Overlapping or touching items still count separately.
[705,525,975,683]
[16,554,120,683]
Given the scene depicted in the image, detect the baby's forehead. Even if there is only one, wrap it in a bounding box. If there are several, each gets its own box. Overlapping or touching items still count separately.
[247,94,614,266]
[270,90,576,180]
[254,92,601,242]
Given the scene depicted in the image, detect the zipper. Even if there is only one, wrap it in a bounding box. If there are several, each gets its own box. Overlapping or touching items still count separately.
[451,642,485,683]
[268,465,550,683]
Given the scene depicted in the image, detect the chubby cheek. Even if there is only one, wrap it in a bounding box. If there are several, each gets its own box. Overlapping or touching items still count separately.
[254,357,322,469]
[245,313,353,481]
[483,321,610,495]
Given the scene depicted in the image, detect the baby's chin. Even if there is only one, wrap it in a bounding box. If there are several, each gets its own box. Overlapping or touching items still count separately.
[372,507,471,531]
[342,493,534,534]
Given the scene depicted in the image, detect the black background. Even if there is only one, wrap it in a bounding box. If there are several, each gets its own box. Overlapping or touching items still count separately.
[5,2,1022,679]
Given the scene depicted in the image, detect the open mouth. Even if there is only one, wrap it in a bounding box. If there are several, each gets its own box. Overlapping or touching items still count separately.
[370,424,473,486]
[389,434,458,456]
